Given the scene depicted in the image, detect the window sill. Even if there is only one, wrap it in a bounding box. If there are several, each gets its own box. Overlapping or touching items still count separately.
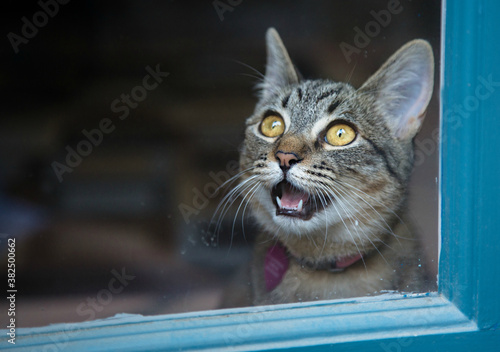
[17,293,485,351]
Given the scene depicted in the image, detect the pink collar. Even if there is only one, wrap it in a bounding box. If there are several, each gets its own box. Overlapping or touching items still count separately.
[264,243,364,292]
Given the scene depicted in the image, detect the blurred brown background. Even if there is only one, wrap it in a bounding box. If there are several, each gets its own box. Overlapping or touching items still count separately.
[0,0,441,327]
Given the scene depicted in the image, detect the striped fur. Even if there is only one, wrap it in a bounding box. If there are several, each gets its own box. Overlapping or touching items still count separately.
[235,29,434,305]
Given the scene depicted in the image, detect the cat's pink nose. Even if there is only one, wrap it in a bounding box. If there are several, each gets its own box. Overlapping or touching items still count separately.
[275,151,300,169]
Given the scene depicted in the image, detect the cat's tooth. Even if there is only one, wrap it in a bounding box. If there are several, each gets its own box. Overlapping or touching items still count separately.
[298,199,303,212]
[276,196,282,208]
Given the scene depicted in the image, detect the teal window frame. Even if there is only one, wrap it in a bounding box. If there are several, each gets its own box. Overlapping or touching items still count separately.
[13,0,500,350]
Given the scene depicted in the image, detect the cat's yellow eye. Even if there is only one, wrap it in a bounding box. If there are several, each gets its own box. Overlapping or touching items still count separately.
[325,123,356,146]
[260,115,285,138]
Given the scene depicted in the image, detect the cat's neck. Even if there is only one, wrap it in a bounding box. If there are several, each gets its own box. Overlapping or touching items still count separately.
[268,215,403,264]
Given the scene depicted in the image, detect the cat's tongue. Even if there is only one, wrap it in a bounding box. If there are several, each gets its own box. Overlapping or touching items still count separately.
[279,182,309,210]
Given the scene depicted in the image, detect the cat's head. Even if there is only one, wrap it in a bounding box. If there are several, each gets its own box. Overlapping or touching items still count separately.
[240,28,434,238]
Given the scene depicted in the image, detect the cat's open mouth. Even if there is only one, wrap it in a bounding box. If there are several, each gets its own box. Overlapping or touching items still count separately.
[271,180,328,220]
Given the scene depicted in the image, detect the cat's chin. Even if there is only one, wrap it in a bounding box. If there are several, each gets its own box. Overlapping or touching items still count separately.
[270,180,330,221]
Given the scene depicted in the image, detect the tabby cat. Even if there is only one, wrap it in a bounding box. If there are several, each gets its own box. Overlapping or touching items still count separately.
[233,28,434,305]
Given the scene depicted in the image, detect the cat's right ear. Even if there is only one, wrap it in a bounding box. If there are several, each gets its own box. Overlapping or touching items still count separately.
[358,40,434,140]
[259,28,300,100]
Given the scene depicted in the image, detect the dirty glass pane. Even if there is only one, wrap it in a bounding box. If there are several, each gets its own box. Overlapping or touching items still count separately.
[0,0,440,328]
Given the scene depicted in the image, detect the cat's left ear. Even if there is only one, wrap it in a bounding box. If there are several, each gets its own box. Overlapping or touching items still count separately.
[359,40,434,140]
[260,28,300,100]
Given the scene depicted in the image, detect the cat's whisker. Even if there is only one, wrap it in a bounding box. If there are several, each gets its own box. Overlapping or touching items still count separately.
[328,183,397,251]
[223,177,259,218]
[321,183,391,266]
[231,59,266,80]
[211,171,258,223]
[301,232,318,251]
[314,183,367,270]
[211,177,256,235]
[324,181,390,265]
[230,181,262,249]
[238,73,266,84]
[240,183,262,242]
[311,188,330,257]
[342,184,411,246]
[320,190,329,256]
[212,175,260,242]
[337,176,408,227]
[334,178,409,244]
[315,184,366,252]
[259,225,287,249]
[223,180,262,248]
[344,60,358,85]
[311,190,323,251]
[214,166,258,195]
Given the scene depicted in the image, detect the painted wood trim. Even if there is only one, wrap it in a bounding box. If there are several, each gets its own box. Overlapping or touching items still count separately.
[14,294,476,351]
[439,0,500,329]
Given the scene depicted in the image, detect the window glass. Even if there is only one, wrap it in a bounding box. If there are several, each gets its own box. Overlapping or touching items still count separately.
[0,0,440,327]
